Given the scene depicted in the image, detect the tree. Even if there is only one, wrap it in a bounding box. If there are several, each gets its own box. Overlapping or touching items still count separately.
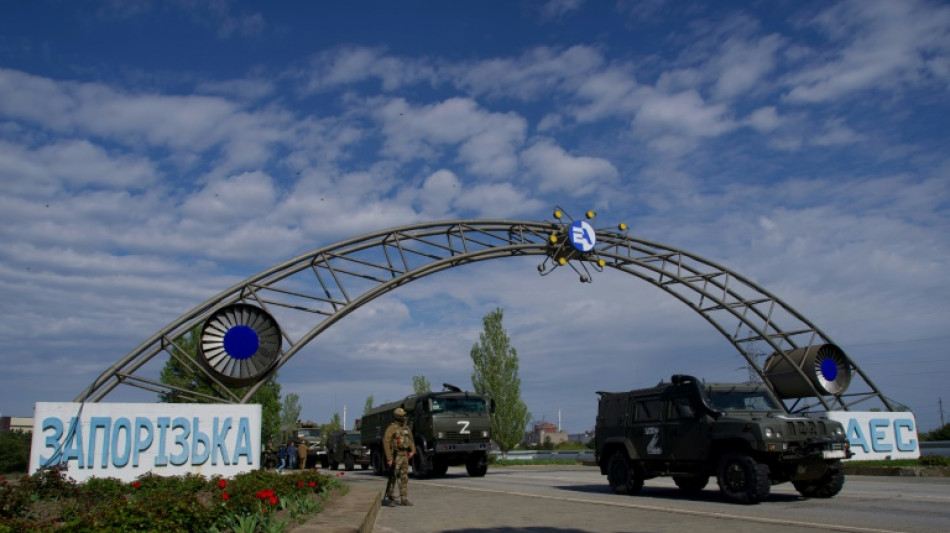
[254,376,283,446]
[413,375,432,395]
[159,326,216,401]
[470,308,531,458]
[363,395,374,414]
[158,324,283,445]
[322,413,342,434]
[923,423,950,441]
[280,393,302,440]
[0,430,31,474]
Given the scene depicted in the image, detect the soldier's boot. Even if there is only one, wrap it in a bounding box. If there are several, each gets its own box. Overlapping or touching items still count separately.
[385,495,397,507]
[400,499,413,506]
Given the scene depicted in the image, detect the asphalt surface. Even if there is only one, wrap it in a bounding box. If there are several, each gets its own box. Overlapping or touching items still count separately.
[331,465,950,533]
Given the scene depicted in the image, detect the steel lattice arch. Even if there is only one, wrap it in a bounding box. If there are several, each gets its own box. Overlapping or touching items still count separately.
[76,215,895,415]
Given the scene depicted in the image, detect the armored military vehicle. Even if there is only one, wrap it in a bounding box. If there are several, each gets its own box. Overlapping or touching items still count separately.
[361,383,493,478]
[595,374,851,504]
[293,425,329,468]
[327,429,370,471]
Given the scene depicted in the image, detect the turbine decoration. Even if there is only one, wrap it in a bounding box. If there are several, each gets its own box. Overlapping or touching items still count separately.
[536,206,626,283]
[198,303,282,387]
[764,343,853,398]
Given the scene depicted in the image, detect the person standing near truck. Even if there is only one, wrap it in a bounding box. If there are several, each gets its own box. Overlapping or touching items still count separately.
[383,407,416,506]
[297,439,309,470]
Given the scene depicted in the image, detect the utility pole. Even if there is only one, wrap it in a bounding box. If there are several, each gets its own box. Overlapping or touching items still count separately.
[940,398,945,427]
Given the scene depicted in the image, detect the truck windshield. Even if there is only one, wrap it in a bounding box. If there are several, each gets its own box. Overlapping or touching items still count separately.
[345,433,361,444]
[431,397,486,414]
[707,390,782,412]
[297,429,322,438]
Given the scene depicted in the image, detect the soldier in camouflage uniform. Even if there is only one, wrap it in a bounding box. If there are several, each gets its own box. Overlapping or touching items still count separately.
[383,407,416,506]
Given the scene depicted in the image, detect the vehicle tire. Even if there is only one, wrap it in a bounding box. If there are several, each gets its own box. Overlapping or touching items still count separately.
[465,453,488,477]
[345,453,355,471]
[361,463,369,470]
[717,452,771,504]
[673,475,709,493]
[433,461,449,476]
[793,461,844,498]
[606,452,643,495]
[371,448,385,476]
[412,451,433,479]
[329,461,339,470]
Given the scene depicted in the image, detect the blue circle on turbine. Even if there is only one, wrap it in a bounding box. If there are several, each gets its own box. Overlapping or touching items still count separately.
[223,325,259,360]
[820,358,838,382]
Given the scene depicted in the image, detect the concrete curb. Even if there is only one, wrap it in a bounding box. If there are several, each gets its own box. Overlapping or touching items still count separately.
[291,483,382,533]
[842,465,950,477]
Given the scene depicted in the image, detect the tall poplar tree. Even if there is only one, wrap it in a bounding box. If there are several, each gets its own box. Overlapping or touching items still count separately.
[470,308,531,457]
[363,395,374,414]
[280,393,302,440]
[413,375,432,395]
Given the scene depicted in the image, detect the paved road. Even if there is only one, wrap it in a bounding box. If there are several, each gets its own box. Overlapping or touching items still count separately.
[339,465,950,533]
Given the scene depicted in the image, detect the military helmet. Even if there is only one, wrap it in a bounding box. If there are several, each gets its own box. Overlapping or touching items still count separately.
[393,407,406,420]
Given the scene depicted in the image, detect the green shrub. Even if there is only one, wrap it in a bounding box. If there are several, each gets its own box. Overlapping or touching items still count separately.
[919,454,949,466]
[0,467,341,531]
[0,476,31,519]
[17,465,79,501]
[0,431,31,474]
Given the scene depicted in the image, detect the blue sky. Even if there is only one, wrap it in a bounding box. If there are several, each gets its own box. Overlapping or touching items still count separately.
[1,0,948,436]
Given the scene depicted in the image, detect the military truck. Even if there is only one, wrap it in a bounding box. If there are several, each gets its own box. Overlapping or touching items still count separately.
[293,425,329,468]
[595,374,851,504]
[361,384,493,478]
[326,429,370,471]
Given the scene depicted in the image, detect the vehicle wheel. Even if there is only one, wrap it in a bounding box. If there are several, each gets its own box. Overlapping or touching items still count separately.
[361,463,369,470]
[717,452,770,504]
[345,454,355,471]
[465,453,488,477]
[606,452,643,495]
[793,461,844,498]
[433,460,449,476]
[329,461,339,470]
[371,449,385,476]
[673,475,709,493]
[412,451,433,479]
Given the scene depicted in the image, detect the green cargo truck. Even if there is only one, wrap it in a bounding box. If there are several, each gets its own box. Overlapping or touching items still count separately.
[361,384,493,478]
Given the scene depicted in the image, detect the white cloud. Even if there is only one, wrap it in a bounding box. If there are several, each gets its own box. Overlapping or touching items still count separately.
[783,0,950,102]
[538,0,585,22]
[632,88,737,153]
[453,182,545,218]
[418,169,461,219]
[570,66,640,122]
[810,118,864,146]
[301,46,437,92]
[378,97,527,178]
[711,34,783,100]
[522,139,618,196]
[452,45,604,100]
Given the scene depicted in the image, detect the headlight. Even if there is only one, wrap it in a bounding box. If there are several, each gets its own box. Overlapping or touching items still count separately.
[437,432,444,439]
[765,428,774,438]
[482,430,489,438]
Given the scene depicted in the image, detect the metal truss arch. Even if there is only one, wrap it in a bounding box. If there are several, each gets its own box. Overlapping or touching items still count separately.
[77,219,894,415]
